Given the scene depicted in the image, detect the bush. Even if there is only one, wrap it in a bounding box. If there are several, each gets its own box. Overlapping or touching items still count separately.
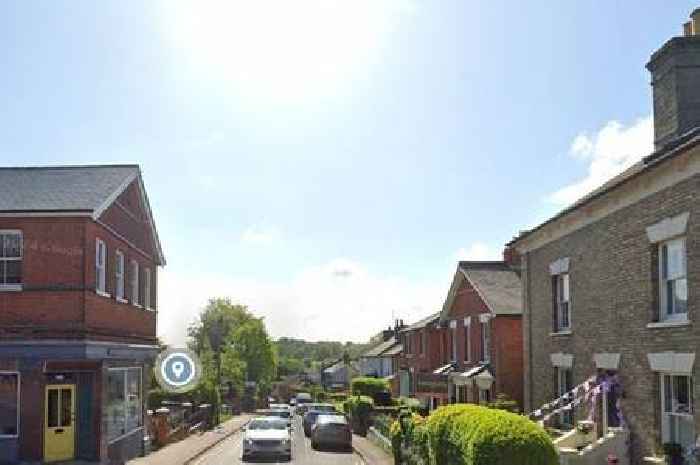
[345,395,375,436]
[419,404,558,465]
[351,377,390,398]
[486,393,520,413]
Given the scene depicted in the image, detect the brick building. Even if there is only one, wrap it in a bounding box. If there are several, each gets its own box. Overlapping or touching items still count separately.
[438,258,523,410]
[510,11,700,462]
[0,165,165,464]
[396,312,447,409]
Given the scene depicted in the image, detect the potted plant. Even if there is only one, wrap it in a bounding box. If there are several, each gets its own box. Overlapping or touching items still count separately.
[663,442,684,465]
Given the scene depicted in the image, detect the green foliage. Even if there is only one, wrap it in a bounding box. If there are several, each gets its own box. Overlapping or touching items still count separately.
[486,393,520,413]
[351,377,390,397]
[274,337,371,371]
[415,404,558,465]
[344,395,375,435]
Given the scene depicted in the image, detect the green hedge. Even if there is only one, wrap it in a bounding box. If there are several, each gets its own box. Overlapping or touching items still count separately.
[428,405,558,465]
[396,404,557,465]
[344,395,375,436]
[351,377,390,397]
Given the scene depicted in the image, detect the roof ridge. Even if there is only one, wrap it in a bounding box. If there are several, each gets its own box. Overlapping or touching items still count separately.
[0,164,140,171]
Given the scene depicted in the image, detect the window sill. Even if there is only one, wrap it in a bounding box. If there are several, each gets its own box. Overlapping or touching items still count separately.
[0,285,22,292]
[133,303,143,309]
[145,307,156,312]
[646,320,690,329]
[116,297,129,304]
[96,290,111,298]
[550,330,572,337]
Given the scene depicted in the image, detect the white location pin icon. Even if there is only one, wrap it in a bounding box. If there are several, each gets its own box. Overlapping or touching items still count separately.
[172,361,185,380]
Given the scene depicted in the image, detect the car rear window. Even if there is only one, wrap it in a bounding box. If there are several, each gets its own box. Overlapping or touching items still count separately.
[316,415,347,425]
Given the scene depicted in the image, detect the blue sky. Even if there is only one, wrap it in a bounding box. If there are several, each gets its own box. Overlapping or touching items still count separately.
[1,1,696,344]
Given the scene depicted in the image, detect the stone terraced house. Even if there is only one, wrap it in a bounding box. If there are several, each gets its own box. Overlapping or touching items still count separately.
[510,10,700,463]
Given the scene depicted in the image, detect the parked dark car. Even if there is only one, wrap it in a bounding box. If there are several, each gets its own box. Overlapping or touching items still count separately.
[311,415,352,451]
[302,405,339,437]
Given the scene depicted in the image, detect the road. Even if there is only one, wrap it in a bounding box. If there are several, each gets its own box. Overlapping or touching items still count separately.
[191,415,365,465]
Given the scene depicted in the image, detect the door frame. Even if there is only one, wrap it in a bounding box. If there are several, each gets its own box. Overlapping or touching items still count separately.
[44,383,77,463]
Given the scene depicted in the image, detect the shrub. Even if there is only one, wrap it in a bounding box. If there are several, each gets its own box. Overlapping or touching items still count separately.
[486,393,520,413]
[421,404,558,465]
[345,395,375,436]
[351,377,390,398]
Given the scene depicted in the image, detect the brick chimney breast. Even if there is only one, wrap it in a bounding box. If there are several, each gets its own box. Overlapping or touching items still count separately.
[647,10,700,149]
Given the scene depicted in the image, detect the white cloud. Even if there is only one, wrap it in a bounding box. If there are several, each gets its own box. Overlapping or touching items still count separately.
[455,242,501,262]
[157,258,443,346]
[548,116,654,206]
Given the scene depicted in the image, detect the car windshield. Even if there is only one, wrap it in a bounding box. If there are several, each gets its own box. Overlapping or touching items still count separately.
[317,415,347,425]
[248,418,288,430]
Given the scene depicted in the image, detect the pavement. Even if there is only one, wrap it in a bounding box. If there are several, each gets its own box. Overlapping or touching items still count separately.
[127,415,251,465]
[351,435,393,465]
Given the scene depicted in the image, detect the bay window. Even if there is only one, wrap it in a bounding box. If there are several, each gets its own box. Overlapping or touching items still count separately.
[107,368,142,442]
[659,237,687,321]
[0,373,19,437]
[0,231,22,290]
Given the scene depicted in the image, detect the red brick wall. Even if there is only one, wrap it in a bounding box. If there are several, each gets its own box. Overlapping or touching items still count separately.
[493,316,524,409]
[0,212,157,344]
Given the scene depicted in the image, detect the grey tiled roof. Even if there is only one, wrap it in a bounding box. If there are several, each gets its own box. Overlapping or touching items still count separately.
[383,344,403,356]
[459,262,522,315]
[0,165,139,212]
[362,337,399,357]
[401,312,441,332]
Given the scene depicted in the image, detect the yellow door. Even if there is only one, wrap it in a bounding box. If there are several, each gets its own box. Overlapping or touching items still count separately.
[44,384,76,462]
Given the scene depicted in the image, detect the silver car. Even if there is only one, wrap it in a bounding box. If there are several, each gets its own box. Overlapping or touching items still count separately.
[242,417,292,462]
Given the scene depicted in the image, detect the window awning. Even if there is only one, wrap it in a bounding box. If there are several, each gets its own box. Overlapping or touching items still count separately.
[450,364,490,386]
[433,363,456,375]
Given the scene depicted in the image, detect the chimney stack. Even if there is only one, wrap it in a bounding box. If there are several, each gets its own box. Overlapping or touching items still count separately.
[647,8,700,149]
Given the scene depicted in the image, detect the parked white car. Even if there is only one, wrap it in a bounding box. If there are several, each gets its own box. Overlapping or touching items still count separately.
[242,417,292,462]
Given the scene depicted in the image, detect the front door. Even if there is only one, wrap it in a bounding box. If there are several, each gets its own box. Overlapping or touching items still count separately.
[44,384,76,462]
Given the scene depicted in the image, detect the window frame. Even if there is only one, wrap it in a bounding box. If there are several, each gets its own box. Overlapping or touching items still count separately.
[464,317,472,363]
[107,367,143,444]
[95,239,109,296]
[450,321,458,362]
[144,268,152,310]
[0,371,20,438]
[115,250,125,302]
[0,230,23,291]
[660,373,694,445]
[554,273,571,331]
[481,320,490,363]
[557,367,574,427]
[659,237,688,322]
[130,260,140,307]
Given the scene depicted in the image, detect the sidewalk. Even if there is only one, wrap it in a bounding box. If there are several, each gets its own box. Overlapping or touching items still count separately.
[128,415,251,465]
[353,434,393,465]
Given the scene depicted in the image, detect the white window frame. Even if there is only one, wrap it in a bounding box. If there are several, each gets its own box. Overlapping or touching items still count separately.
[115,251,125,302]
[558,367,574,427]
[0,371,20,438]
[481,320,490,363]
[130,260,140,307]
[660,373,695,446]
[464,317,472,363]
[450,320,458,362]
[0,230,23,291]
[144,268,152,310]
[107,367,143,444]
[555,273,571,331]
[95,239,108,297]
[659,237,688,322]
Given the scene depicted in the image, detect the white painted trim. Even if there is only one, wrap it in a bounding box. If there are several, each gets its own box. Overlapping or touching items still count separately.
[549,257,570,275]
[116,297,129,304]
[449,320,457,329]
[0,285,23,292]
[92,172,138,221]
[647,320,691,329]
[95,290,111,299]
[550,353,574,368]
[550,330,572,336]
[0,371,20,439]
[478,313,493,324]
[647,352,695,374]
[646,212,690,243]
[463,316,471,327]
[594,353,621,370]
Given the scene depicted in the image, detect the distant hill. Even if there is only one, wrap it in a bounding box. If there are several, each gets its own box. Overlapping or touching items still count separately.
[274,337,372,377]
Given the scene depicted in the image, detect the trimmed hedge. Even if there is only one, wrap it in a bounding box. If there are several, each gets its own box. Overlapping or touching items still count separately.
[351,377,390,397]
[344,395,375,436]
[395,404,557,465]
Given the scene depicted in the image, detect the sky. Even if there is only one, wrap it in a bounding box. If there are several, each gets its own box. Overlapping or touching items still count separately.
[1,1,696,346]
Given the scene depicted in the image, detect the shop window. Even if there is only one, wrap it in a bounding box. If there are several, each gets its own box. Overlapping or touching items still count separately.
[107,368,142,442]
